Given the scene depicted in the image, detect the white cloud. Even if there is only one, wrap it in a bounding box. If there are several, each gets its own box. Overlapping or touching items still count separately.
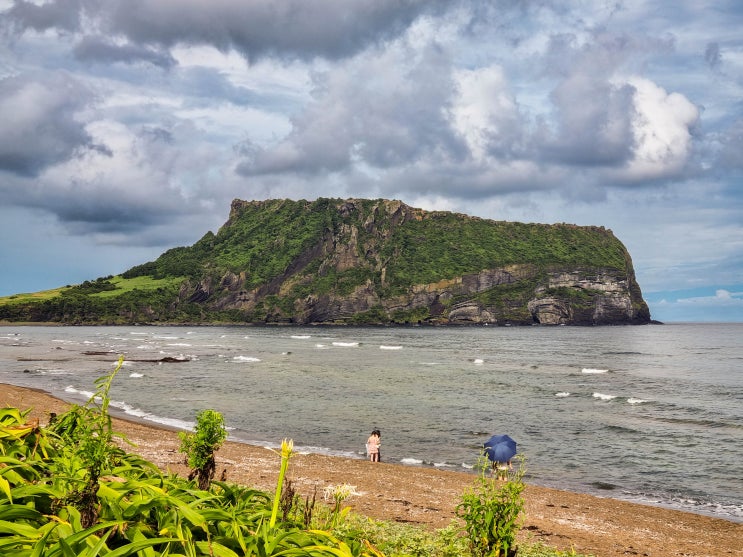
[620,77,699,181]
[450,65,521,162]
[678,289,743,305]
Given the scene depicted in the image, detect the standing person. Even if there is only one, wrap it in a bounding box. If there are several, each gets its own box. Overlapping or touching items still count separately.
[492,459,512,480]
[366,429,381,462]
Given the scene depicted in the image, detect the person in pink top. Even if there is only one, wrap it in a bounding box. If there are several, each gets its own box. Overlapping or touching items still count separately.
[366,429,381,462]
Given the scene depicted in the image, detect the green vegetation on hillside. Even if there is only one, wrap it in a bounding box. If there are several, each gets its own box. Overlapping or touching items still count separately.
[0,276,187,324]
[379,214,625,296]
[123,199,343,287]
[0,198,645,325]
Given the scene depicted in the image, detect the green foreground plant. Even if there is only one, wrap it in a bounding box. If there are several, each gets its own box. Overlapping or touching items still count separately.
[456,456,527,556]
[46,355,128,527]
[179,408,227,490]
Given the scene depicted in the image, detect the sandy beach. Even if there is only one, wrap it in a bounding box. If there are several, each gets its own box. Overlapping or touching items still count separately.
[2,383,741,557]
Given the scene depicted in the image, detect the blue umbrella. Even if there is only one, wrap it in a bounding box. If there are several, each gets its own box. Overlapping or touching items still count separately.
[483,434,517,463]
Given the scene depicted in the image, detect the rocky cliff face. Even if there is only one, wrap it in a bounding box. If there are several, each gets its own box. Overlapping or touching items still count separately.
[178,198,650,326]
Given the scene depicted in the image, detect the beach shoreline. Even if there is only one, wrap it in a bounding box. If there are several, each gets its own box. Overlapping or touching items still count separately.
[2,382,741,557]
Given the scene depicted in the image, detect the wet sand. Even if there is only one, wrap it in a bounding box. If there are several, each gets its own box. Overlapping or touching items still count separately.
[2,383,741,557]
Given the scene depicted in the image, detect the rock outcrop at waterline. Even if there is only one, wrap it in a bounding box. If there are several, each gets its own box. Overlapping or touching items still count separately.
[0,198,651,326]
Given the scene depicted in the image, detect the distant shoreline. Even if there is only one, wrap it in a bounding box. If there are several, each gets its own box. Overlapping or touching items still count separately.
[1,320,663,327]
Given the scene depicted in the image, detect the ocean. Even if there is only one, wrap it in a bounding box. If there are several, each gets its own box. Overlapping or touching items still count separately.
[1,323,741,523]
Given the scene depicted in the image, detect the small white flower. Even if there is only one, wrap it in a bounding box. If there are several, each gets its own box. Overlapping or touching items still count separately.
[323,483,360,502]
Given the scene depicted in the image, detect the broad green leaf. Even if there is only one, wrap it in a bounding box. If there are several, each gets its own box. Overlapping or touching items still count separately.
[55,527,172,557]
[0,474,12,502]
[30,522,59,557]
[0,518,41,537]
[56,535,78,557]
[194,540,240,557]
[0,503,43,522]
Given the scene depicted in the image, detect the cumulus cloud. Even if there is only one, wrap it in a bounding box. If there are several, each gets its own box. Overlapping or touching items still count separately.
[450,65,524,162]
[236,21,703,202]
[1,112,238,233]
[537,33,639,167]
[620,77,699,182]
[0,72,106,177]
[237,39,466,178]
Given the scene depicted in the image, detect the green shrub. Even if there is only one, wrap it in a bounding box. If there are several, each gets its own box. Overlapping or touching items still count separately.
[47,355,128,527]
[179,409,227,490]
[457,457,526,556]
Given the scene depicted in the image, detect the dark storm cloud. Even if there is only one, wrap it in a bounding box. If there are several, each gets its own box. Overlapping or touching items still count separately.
[0,72,106,177]
[73,35,177,69]
[2,0,449,62]
[109,0,448,61]
[1,0,86,33]
[49,187,180,232]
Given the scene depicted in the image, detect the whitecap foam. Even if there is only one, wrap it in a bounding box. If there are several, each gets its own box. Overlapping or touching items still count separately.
[108,400,194,430]
[232,356,261,362]
[129,372,144,378]
[400,457,423,465]
[40,369,72,375]
[167,343,192,347]
[64,386,95,399]
[315,344,328,349]
[471,358,484,365]
[332,341,359,347]
[291,335,311,340]
[554,392,571,397]
[379,345,402,350]
[627,397,648,404]
[582,368,609,374]
[593,392,616,401]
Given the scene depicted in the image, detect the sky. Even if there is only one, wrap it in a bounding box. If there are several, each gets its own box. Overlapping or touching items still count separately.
[0,1,741,323]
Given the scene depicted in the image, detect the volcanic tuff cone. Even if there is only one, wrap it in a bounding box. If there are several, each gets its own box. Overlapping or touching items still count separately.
[0,198,650,325]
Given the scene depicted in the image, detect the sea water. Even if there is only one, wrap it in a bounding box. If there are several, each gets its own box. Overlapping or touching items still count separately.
[0,323,741,522]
